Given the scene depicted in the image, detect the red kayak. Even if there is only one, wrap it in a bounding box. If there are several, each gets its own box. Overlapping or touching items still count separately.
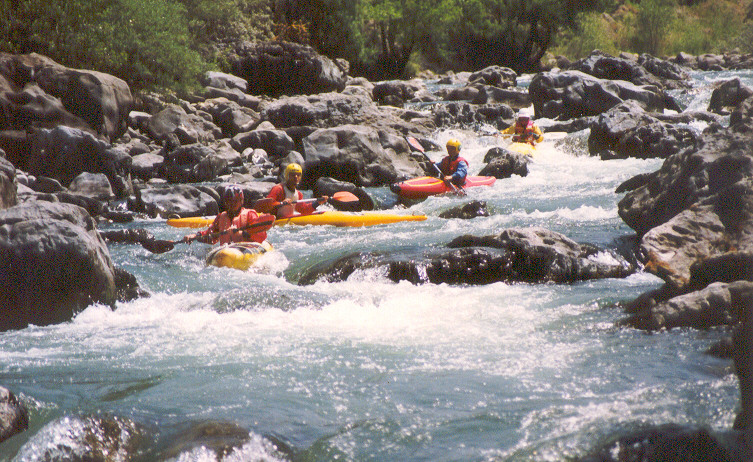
[390,176,496,199]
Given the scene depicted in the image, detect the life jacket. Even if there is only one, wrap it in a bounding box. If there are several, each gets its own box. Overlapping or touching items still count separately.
[267,184,315,215]
[202,208,267,244]
[512,120,536,143]
[439,156,468,176]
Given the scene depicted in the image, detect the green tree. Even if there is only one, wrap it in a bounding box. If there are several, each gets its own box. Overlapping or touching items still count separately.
[630,0,677,55]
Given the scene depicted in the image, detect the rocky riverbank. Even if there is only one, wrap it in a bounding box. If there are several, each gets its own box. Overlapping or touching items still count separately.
[1,42,753,459]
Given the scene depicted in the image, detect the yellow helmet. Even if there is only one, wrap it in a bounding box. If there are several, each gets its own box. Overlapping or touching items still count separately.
[446,138,461,152]
[284,162,303,180]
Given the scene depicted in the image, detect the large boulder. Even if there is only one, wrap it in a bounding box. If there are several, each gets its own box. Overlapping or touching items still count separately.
[27,126,133,198]
[708,78,753,115]
[300,125,424,187]
[0,201,117,331]
[617,128,753,237]
[230,41,347,97]
[529,70,673,121]
[588,101,701,160]
[0,52,133,140]
[146,104,223,146]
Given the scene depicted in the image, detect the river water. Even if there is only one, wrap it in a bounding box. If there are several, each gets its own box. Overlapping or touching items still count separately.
[1,70,751,461]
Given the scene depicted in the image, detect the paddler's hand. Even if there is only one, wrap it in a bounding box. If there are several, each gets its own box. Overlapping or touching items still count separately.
[443,175,453,182]
[318,196,328,204]
[183,233,196,243]
[282,198,293,205]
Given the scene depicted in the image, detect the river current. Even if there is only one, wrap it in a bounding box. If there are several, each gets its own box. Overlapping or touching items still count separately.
[2,69,751,461]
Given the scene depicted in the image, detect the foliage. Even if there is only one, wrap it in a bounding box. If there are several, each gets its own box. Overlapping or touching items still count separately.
[629,0,677,56]
[552,11,619,59]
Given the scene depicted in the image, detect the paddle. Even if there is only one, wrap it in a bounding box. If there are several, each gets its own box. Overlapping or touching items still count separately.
[140,214,276,254]
[253,191,360,218]
[406,136,466,196]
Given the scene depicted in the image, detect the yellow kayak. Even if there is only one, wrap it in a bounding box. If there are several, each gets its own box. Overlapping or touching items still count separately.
[168,211,428,228]
[205,241,273,271]
[507,141,536,156]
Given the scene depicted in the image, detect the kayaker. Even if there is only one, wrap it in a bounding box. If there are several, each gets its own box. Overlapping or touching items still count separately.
[267,163,327,214]
[501,108,544,145]
[183,185,270,245]
[434,139,468,188]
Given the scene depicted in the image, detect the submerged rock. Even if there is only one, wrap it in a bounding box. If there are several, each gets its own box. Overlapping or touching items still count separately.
[0,386,28,443]
[299,227,634,286]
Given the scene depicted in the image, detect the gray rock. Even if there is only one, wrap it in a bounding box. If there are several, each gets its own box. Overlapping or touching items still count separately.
[0,201,117,331]
[0,387,28,443]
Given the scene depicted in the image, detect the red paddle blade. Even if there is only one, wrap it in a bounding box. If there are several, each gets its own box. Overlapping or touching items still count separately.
[253,198,278,214]
[406,136,425,153]
[331,191,359,202]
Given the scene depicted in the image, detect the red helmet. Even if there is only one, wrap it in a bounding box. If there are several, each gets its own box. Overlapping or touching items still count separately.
[222,185,244,211]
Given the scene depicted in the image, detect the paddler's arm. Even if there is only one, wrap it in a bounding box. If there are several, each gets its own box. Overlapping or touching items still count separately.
[449,160,468,184]
[532,125,544,144]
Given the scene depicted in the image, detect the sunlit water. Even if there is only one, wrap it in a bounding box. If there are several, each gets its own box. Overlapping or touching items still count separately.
[1,70,749,461]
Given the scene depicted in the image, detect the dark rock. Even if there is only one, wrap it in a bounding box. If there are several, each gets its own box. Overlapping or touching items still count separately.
[439,200,489,219]
[433,102,515,130]
[129,184,219,218]
[299,227,634,286]
[230,129,294,159]
[0,386,28,443]
[300,125,423,188]
[312,177,375,211]
[0,154,16,209]
[231,41,347,97]
[588,101,701,160]
[468,65,517,88]
[479,147,530,178]
[708,78,753,115]
[146,104,222,146]
[0,52,133,140]
[14,414,144,461]
[576,423,736,462]
[529,70,670,121]
[0,201,117,331]
[27,126,133,198]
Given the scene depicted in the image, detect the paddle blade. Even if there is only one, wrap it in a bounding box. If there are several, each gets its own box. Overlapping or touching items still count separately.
[331,191,359,203]
[253,197,278,214]
[406,136,425,153]
[141,239,176,254]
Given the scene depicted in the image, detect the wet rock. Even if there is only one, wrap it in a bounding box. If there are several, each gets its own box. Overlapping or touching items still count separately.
[159,421,254,460]
[299,227,634,286]
[14,414,144,461]
[0,201,118,331]
[0,386,28,443]
[708,78,753,115]
[620,281,753,331]
[576,424,737,462]
[618,128,753,237]
[588,101,701,160]
[373,79,426,106]
[479,147,530,178]
[439,200,489,219]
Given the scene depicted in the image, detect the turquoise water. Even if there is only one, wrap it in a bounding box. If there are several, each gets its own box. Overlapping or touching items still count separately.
[0,71,747,461]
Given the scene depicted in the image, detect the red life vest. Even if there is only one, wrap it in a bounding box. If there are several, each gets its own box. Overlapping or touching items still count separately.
[201,208,267,244]
[439,156,468,176]
[267,184,316,215]
[512,120,536,143]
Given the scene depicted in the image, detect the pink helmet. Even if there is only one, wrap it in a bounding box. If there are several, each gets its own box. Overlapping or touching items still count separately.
[222,185,244,211]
